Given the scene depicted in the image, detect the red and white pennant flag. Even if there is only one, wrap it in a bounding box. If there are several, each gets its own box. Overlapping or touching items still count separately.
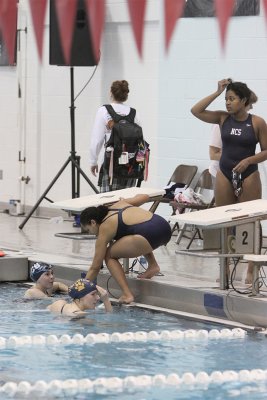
[214,0,235,51]
[84,0,105,64]
[127,0,147,57]
[164,0,185,52]
[29,0,48,61]
[54,0,77,64]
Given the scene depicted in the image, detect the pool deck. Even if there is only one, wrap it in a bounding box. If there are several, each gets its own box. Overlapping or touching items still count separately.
[0,211,267,329]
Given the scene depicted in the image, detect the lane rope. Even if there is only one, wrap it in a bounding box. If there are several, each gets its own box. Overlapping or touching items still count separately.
[0,328,246,348]
[1,369,267,397]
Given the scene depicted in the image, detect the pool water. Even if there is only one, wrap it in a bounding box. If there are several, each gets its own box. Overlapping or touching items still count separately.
[0,283,267,399]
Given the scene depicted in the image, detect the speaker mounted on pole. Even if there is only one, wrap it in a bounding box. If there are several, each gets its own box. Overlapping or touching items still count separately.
[49,0,98,67]
[19,0,100,229]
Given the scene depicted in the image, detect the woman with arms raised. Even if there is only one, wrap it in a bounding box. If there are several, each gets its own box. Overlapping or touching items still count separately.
[191,79,267,283]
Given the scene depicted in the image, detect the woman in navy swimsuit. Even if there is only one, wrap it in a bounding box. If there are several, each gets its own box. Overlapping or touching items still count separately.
[80,194,172,304]
[191,79,267,284]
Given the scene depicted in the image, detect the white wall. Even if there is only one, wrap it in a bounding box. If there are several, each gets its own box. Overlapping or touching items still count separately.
[0,0,267,218]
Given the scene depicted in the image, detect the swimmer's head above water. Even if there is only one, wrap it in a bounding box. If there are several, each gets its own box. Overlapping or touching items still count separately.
[68,279,97,299]
[30,262,53,282]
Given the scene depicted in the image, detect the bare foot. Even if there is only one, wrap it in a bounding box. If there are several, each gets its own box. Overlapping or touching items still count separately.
[118,294,134,304]
[245,272,252,285]
[137,265,160,279]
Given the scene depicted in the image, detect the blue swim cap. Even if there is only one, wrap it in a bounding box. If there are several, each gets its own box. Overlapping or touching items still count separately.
[68,279,97,299]
[30,262,52,282]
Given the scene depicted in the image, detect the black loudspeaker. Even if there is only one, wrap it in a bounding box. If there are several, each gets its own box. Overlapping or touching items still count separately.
[49,0,97,66]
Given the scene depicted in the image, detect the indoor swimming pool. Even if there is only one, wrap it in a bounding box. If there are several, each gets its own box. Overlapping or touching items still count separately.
[0,283,267,399]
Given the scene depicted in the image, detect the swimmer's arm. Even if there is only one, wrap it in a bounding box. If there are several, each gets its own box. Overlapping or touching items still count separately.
[24,288,48,299]
[52,281,69,294]
[257,117,267,161]
[86,229,112,281]
[191,79,230,124]
[69,312,87,319]
[233,117,267,173]
[97,285,113,312]
[67,310,86,318]
[120,194,150,207]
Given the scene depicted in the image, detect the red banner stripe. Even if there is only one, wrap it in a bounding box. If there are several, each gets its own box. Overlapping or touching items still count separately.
[214,0,235,50]
[164,0,185,52]
[84,0,105,64]
[54,0,78,64]
[263,0,267,22]
[127,0,147,57]
[29,0,48,61]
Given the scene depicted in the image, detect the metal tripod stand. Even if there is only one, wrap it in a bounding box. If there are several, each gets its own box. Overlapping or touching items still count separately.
[19,67,98,229]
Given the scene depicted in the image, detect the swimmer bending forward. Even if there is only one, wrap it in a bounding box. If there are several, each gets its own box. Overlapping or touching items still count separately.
[80,194,172,304]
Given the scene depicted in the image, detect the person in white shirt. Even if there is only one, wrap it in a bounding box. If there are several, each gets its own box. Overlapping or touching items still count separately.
[90,80,141,192]
[209,125,222,188]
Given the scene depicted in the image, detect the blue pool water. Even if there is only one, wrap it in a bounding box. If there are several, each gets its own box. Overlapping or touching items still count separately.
[0,283,267,399]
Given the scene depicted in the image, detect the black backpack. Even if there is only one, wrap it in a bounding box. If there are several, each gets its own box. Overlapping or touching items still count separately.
[103,104,149,182]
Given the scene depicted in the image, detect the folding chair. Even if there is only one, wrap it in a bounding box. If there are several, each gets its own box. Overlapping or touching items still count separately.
[172,169,215,248]
[149,164,198,215]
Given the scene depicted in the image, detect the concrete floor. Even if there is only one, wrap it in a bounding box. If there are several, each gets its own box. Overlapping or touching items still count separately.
[1,210,267,328]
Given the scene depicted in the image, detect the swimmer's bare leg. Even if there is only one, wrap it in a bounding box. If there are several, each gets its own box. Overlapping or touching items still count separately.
[105,257,134,304]
[137,252,160,279]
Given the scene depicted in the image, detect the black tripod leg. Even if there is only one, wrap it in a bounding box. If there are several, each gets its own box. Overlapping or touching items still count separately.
[19,158,72,229]
[71,157,99,194]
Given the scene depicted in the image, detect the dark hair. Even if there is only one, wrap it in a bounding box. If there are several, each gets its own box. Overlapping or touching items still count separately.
[249,90,258,105]
[226,81,254,107]
[111,80,129,102]
[80,205,109,226]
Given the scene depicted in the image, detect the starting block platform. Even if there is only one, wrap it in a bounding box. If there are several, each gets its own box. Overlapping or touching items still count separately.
[50,187,165,213]
[170,199,267,291]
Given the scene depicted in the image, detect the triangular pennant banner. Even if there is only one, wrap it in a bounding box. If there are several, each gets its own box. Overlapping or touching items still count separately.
[164,0,185,52]
[0,0,18,65]
[262,0,267,22]
[84,0,105,64]
[127,0,147,57]
[54,0,78,64]
[29,0,48,61]
[214,0,235,50]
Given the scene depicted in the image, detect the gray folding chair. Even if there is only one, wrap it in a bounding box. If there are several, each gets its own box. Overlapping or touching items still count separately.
[172,169,215,248]
[149,164,198,236]
[149,164,198,215]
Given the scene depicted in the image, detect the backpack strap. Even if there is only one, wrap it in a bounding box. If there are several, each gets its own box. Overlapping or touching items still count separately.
[104,104,136,123]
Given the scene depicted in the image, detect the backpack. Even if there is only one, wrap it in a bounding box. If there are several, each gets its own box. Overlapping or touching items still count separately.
[103,104,149,184]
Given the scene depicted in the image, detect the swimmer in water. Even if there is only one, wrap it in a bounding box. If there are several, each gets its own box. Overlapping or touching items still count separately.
[47,278,112,316]
[24,262,68,299]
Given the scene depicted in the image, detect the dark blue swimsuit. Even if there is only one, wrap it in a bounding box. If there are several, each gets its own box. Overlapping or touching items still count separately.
[104,206,172,250]
[220,114,258,181]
